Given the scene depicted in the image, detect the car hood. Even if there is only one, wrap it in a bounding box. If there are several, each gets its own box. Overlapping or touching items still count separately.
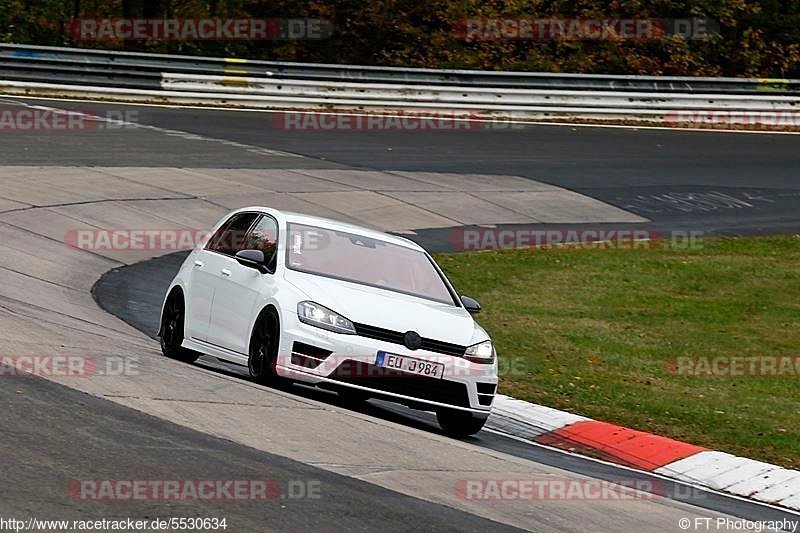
[283,269,477,345]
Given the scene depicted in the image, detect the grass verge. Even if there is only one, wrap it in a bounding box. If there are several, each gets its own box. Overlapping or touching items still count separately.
[436,236,800,468]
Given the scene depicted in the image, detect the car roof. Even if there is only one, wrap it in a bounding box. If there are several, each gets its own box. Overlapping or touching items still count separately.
[235,206,424,251]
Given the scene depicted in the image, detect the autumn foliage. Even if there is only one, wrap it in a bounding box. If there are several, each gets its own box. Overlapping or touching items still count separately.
[2,0,799,77]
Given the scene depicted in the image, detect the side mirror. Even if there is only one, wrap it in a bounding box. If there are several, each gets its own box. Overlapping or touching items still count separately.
[235,249,269,274]
[460,295,481,314]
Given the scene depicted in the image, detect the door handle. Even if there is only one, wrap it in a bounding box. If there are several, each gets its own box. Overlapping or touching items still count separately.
[220,269,232,277]
[193,260,203,268]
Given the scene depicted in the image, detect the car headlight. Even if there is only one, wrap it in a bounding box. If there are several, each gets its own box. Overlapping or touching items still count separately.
[464,324,494,363]
[464,339,494,364]
[297,301,356,335]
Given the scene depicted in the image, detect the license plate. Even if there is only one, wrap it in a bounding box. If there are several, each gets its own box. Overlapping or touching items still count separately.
[376,351,444,379]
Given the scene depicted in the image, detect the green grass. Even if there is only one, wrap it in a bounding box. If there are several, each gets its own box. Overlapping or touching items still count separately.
[435,236,800,468]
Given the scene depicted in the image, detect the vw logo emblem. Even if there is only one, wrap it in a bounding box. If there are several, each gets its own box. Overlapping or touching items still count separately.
[404,331,423,350]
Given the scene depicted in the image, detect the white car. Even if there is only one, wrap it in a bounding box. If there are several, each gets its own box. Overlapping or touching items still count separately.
[159,207,498,436]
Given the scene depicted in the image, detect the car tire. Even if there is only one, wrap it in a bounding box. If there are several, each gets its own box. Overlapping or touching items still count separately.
[436,409,487,437]
[160,290,200,364]
[248,307,280,385]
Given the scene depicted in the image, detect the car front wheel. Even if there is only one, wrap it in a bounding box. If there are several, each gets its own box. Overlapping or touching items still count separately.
[160,290,200,364]
[436,409,487,437]
[248,308,280,385]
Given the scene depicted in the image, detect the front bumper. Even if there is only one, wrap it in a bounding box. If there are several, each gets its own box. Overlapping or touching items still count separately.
[275,311,498,414]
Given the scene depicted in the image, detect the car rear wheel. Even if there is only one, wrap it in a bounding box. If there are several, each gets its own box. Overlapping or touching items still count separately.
[160,290,200,364]
[436,409,487,437]
[249,308,280,385]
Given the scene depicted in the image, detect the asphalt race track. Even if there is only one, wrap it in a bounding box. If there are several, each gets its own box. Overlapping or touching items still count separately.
[1,96,799,531]
[4,97,800,238]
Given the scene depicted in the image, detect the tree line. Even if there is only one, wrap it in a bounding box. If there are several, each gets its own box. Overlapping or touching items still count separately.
[2,0,798,77]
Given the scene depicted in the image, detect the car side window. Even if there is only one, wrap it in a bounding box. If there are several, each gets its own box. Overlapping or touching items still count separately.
[244,216,279,269]
[206,213,259,256]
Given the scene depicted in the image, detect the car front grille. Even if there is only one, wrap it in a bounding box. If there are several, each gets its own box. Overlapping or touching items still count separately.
[328,360,471,408]
[352,322,467,357]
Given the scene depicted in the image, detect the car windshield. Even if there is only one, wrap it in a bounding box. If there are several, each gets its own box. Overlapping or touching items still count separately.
[286,222,457,305]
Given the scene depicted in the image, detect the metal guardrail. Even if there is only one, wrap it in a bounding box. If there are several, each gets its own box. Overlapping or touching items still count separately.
[1,43,799,123]
[3,43,799,94]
